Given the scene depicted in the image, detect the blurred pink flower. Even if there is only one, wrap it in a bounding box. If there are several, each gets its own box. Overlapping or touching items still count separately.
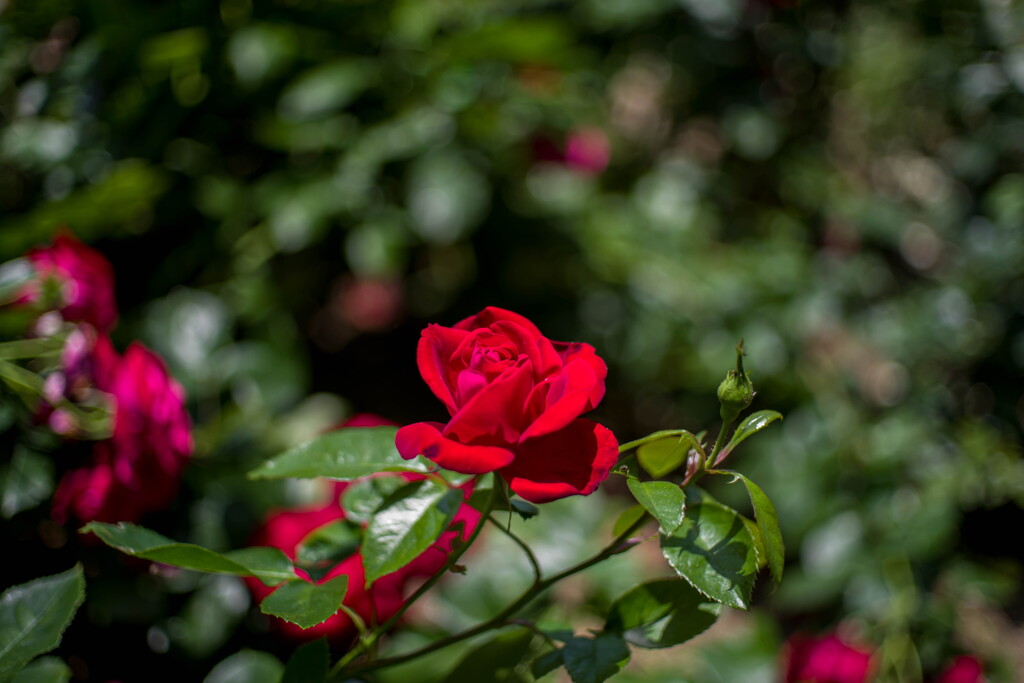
[53,336,193,523]
[934,655,984,683]
[22,232,118,331]
[783,633,875,683]
[533,127,610,175]
[246,472,478,644]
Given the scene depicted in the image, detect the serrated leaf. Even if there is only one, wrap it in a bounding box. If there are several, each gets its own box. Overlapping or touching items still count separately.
[659,493,759,609]
[605,579,721,649]
[636,431,702,479]
[282,639,328,683]
[1,447,53,519]
[11,656,71,683]
[626,479,685,535]
[203,650,283,683]
[0,566,85,681]
[531,648,564,678]
[259,576,348,630]
[81,522,294,587]
[716,410,782,464]
[612,504,646,538]
[719,471,784,586]
[440,629,534,682]
[295,520,361,577]
[340,476,406,525]
[361,479,462,586]
[249,426,427,480]
[562,634,630,683]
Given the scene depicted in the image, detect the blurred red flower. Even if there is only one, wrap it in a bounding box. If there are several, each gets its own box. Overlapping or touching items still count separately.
[783,632,875,683]
[934,655,984,683]
[246,472,478,644]
[22,232,118,331]
[52,336,193,523]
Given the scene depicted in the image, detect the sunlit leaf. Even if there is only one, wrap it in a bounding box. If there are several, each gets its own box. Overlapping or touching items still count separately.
[259,577,348,630]
[626,479,685,535]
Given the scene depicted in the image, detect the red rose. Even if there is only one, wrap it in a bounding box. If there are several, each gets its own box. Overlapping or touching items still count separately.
[396,307,618,504]
[934,656,984,683]
[52,336,193,523]
[22,232,118,331]
[246,473,479,643]
[783,632,875,683]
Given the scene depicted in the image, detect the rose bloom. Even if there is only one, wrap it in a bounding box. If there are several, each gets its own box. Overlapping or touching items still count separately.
[396,307,618,504]
[783,633,875,683]
[934,655,984,683]
[246,473,479,643]
[22,232,118,331]
[52,336,193,524]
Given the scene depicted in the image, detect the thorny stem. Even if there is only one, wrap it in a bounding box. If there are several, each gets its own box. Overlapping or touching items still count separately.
[487,514,542,586]
[336,511,652,679]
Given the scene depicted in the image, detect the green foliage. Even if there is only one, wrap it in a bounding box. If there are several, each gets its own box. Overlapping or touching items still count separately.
[249,427,426,481]
[439,629,534,683]
[605,579,721,649]
[635,432,702,479]
[281,639,328,683]
[81,522,294,587]
[0,566,84,682]
[10,657,71,683]
[0,447,53,519]
[203,650,283,683]
[625,479,684,535]
[716,471,785,586]
[715,411,783,465]
[561,633,631,683]
[361,479,463,586]
[660,491,759,610]
[258,576,348,630]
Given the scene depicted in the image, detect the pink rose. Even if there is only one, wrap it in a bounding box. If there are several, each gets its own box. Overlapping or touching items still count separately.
[52,336,193,523]
[532,128,611,175]
[783,633,875,683]
[934,656,984,683]
[246,473,478,643]
[23,232,118,331]
[396,307,618,504]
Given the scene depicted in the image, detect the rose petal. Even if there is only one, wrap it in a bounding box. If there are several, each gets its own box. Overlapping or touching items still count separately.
[501,418,619,503]
[417,324,469,414]
[454,307,544,337]
[520,358,598,441]
[444,358,534,444]
[396,422,515,474]
[491,320,563,378]
[552,341,607,409]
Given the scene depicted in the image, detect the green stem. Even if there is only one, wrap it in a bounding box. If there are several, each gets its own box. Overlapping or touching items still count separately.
[328,477,499,676]
[487,515,542,586]
[339,511,651,679]
[616,430,690,454]
[706,417,734,470]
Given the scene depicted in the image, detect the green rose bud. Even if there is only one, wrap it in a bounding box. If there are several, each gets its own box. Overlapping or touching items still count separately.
[717,340,755,425]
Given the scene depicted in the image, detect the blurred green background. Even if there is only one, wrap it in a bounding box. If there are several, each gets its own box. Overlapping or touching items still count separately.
[2,0,1023,680]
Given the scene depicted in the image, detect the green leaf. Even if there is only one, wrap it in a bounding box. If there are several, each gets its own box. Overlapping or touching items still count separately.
[259,576,348,630]
[281,639,328,683]
[531,649,564,678]
[468,475,537,519]
[636,432,702,479]
[612,504,646,538]
[440,629,534,683]
[510,499,539,520]
[1,447,53,519]
[618,430,696,453]
[562,633,631,683]
[0,566,85,681]
[294,520,361,578]
[340,476,406,525]
[11,657,71,683]
[626,479,685,535]
[718,471,784,586]
[717,410,782,464]
[361,479,463,586]
[659,492,759,609]
[249,426,427,480]
[605,579,721,649]
[81,522,294,587]
[203,650,283,683]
